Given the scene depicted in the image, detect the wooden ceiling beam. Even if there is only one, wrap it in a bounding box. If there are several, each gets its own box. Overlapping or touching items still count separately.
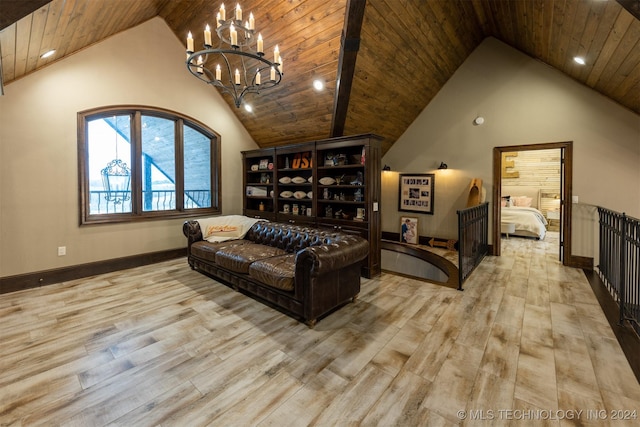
[0,0,51,30]
[330,0,366,138]
[616,0,640,20]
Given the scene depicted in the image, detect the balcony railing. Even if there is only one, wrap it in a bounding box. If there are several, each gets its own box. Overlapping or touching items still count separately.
[597,207,640,335]
[89,190,210,214]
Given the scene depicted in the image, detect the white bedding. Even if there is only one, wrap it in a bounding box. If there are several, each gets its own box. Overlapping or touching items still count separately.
[501,207,548,239]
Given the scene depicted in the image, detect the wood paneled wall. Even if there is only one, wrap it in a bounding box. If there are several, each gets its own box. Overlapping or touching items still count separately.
[502,148,561,215]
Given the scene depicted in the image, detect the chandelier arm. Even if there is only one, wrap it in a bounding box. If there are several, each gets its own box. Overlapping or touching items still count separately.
[186,48,282,108]
[219,51,242,101]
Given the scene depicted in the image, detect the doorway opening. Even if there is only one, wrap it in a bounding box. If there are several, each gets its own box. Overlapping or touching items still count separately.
[492,141,573,265]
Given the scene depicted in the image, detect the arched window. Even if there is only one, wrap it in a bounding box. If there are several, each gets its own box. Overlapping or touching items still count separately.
[78,106,220,224]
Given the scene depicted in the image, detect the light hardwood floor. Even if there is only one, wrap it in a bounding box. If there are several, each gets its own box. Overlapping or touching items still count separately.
[1,233,639,426]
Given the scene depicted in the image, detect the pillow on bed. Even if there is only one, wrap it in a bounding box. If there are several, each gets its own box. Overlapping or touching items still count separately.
[513,196,532,207]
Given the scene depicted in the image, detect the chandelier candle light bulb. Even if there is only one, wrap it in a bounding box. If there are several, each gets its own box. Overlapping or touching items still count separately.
[235,4,242,21]
[197,56,204,74]
[186,32,194,53]
[249,12,255,30]
[255,69,261,85]
[230,23,238,46]
[219,3,225,21]
[257,33,263,54]
[235,69,241,85]
[270,66,276,81]
[204,25,212,47]
[215,64,221,80]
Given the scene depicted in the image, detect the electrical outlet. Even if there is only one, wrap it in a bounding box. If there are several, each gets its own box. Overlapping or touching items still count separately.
[57,246,66,256]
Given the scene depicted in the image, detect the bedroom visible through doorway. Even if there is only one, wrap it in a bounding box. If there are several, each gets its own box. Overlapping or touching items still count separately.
[492,142,573,264]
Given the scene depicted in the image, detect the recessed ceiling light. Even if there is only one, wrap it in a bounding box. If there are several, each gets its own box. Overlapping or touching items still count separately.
[573,56,585,65]
[40,49,56,59]
[313,79,324,91]
[244,104,253,113]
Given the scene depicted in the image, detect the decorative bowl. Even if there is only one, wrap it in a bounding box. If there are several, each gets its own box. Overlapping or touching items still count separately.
[279,191,293,198]
[278,176,292,184]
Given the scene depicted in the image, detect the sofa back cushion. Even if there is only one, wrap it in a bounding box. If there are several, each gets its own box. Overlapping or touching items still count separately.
[245,222,340,253]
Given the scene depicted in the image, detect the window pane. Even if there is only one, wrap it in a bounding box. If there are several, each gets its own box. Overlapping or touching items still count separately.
[87,115,132,214]
[141,116,176,211]
[184,125,212,209]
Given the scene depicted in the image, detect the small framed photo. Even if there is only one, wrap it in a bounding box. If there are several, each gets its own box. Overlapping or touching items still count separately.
[400,217,418,244]
[399,173,434,214]
[259,159,269,170]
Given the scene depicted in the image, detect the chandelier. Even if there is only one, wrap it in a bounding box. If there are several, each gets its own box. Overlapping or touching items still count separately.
[185,3,283,108]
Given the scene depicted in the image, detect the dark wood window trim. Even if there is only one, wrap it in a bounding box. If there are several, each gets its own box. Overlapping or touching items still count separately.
[78,105,221,225]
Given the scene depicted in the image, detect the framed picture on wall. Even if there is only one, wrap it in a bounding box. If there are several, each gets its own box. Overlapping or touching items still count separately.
[400,217,418,244]
[398,173,435,214]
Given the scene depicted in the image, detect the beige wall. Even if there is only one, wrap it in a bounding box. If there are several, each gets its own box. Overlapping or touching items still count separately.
[0,18,258,277]
[381,37,640,258]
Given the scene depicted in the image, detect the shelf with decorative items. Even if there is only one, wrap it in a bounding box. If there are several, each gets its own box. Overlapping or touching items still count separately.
[275,143,315,224]
[242,148,276,220]
[316,148,367,225]
[315,135,382,278]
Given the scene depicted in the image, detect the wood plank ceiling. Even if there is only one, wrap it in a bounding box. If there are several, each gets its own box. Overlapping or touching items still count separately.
[1,0,639,155]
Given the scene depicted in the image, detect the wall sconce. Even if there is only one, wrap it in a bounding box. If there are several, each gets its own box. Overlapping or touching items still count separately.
[382,165,391,171]
[438,162,448,170]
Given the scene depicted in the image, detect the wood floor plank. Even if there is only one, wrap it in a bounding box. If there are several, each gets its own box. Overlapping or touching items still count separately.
[106,380,204,427]
[208,370,303,426]
[479,322,521,381]
[360,368,433,426]
[421,342,485,423]
[307,364,394,425]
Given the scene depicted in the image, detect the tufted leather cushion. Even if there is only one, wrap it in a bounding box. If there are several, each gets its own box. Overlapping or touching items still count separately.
[215,243,287,274]
[245,221,339,252]
[249,254,296,291]
[190,239,251,262]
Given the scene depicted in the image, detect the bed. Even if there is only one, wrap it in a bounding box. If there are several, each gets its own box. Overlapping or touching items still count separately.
[501,186,548,240]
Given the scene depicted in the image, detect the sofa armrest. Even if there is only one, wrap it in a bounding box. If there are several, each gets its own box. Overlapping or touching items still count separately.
[183,220,203,247]
[295,235,369,276]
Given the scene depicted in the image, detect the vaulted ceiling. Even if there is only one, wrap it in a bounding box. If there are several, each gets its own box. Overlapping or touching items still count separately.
[1,0,639,155]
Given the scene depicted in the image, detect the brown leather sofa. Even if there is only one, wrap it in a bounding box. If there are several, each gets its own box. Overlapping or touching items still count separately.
[183,220,369,327]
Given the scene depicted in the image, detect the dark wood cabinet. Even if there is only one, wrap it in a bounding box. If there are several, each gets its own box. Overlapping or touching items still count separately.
[243,134,381,278]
